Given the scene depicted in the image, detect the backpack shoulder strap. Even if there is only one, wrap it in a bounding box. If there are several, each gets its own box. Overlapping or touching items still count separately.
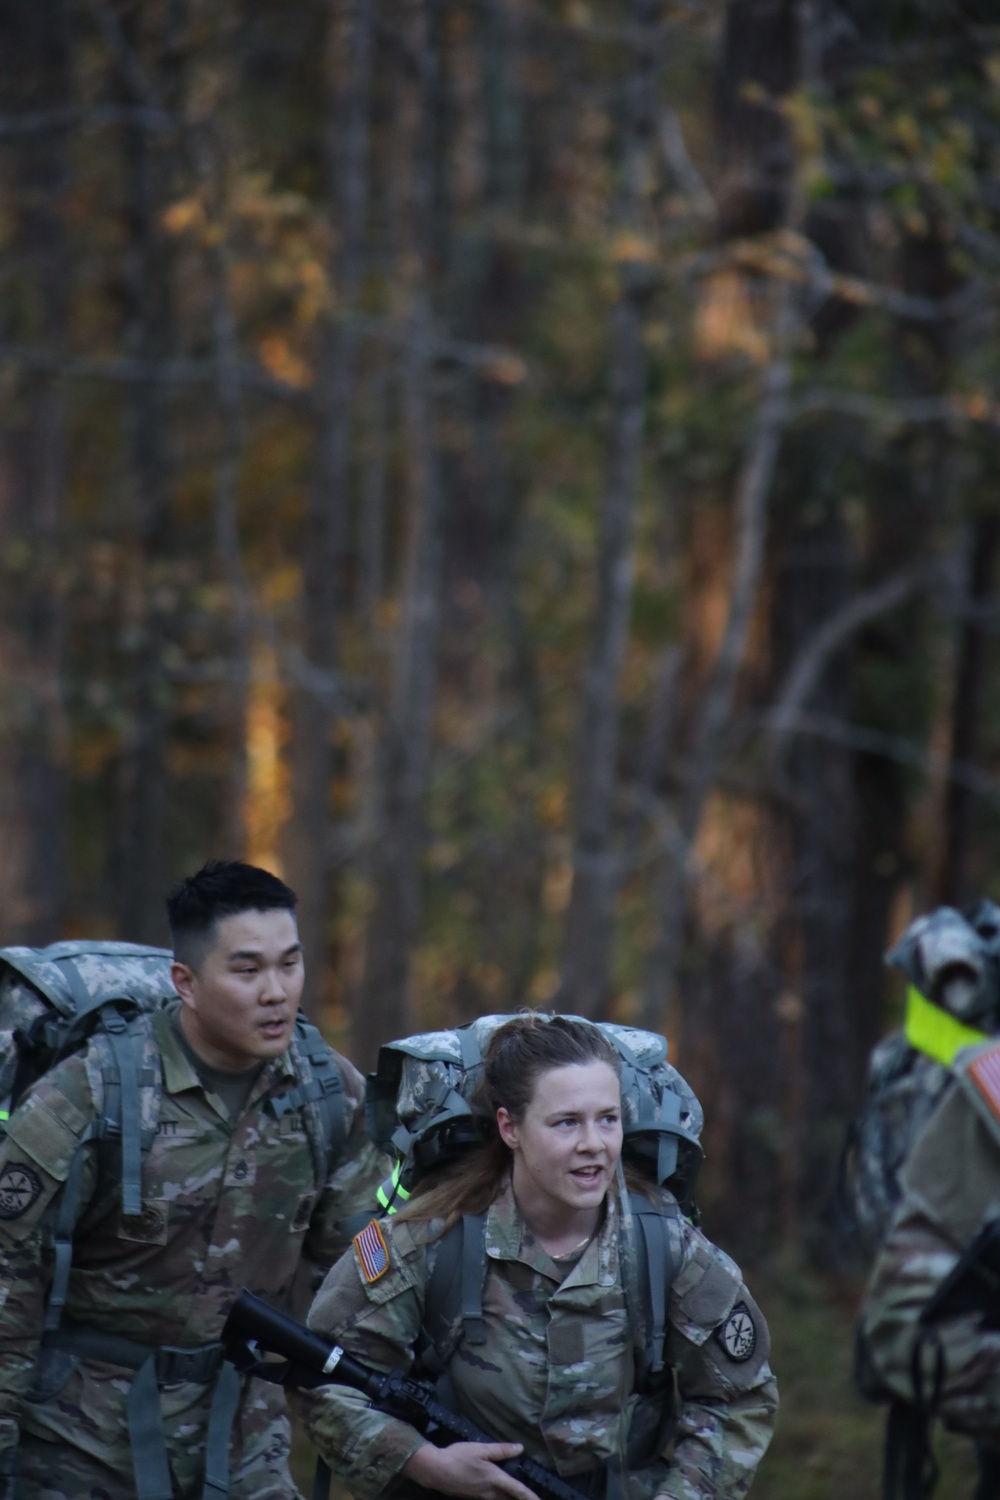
[623,1190,684,1388]
[45,1008,162,1334]
[282,1022,348,1192]
[420,1212,488,1372]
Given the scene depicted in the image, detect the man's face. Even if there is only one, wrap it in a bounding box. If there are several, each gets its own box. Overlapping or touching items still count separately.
[171,908,304,1072]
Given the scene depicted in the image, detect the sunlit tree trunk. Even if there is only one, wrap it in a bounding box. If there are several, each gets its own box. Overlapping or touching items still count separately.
[357,0,446,1067]
[287,0,375,1005]
[560,0,663,1020]
[115,6,183,943]
[0,0,71,943]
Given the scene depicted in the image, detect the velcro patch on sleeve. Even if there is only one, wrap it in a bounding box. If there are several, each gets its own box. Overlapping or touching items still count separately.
[353,1219,390,1283]
[969,1045,1000,1125]
[716,1301,757,1362]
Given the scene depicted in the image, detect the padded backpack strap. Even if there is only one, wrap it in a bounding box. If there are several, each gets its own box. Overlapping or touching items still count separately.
[44,1123,100,1334]
[625,1190,683,1386]
[421,1211,488,1369]
[100,1010,144,1218]
[280,1023,347,1191]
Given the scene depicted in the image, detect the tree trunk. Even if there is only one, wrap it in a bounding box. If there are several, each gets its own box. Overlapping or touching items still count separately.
[933,507,1000,907]
[357,0,446,1068]
[0,0,71,943]
[641,320,793,1029]
[560,0,663,1020]
[287,0,375,1004]
[115,7,182,943]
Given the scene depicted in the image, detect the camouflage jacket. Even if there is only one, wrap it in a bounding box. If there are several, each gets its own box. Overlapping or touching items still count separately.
[0,1002,385,1458]
[849,1033,955,1252]
[860,1036,1000,1438]
[303,1180,777,1500]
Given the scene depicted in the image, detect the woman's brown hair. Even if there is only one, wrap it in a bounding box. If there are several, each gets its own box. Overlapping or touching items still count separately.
[398,1013,621,1235]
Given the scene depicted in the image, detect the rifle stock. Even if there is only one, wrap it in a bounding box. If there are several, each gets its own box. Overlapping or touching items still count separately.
[920,1218,1000,1329]
[222,1291,595,1500]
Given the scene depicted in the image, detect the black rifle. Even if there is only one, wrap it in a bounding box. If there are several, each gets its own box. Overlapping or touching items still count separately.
[921,1218,1000,1331]
[222,1290,594,1500]
[905,1218,1000,1500]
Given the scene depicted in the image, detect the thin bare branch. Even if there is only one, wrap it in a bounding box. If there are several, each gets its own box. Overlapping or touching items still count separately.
[767,567,930,743]
[0,105,174,137]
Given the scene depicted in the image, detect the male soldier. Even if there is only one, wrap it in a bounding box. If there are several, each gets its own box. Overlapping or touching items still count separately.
[860,1032,1000,1494]
[0,860,385,1500]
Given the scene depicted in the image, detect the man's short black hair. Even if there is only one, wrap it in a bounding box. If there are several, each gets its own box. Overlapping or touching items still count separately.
[167,860,298,968]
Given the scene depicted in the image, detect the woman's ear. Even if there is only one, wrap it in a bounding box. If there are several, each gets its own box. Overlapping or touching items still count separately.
[496,1106,519,1151]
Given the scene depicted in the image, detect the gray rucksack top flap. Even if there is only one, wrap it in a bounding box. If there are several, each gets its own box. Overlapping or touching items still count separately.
[367,1012,705,1211]
[0,943,175,1020]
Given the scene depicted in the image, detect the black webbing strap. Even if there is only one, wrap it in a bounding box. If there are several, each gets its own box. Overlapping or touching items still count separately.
[882,1399,938,1500]
[312,1456,332,1500]
[460,1212,487,1346]
[973,1444,1000,1500]
[420,1211,488,1366]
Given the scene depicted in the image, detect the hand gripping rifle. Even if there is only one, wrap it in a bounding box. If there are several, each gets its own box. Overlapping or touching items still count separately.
[222,1290,594,1500]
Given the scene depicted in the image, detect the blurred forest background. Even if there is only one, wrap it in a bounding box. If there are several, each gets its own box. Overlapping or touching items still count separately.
[1,0,999,1489]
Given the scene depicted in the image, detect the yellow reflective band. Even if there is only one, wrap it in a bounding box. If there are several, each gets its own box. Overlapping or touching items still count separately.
[376,1163,411,1215]
[0,1111,8,1122]
[904,985,988,1068]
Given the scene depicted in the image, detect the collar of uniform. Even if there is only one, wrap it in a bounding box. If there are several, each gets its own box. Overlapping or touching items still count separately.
[153,1002,297,1097]
[484,1177,618,1288]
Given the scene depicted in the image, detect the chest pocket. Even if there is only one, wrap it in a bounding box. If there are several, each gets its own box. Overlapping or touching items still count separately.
[118,1197,169,1245]
[116,1117,216,1242]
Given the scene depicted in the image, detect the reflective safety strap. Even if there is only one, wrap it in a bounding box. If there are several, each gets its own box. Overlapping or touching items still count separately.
[904,986,987,1069]
[376,1161,411,1214]
[127,1354,176,1500]
[202,1360,241,1500]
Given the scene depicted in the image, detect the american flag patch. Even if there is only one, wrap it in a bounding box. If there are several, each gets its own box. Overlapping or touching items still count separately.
[969,1044,1000,1124]
[353,1219,390,1283]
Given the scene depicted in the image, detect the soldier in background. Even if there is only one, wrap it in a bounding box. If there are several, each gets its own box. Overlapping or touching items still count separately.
[859,1034,1000,1499]
[0,860,385,1500]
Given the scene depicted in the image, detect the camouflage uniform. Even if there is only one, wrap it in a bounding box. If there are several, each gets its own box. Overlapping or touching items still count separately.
[0,1001,385,1499]
[303,1179,777,1500]
[861,1036,1000,1439]
[850,1034,955,1252]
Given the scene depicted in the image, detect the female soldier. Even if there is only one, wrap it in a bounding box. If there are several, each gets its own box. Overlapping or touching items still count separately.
[303,1015,777,1500]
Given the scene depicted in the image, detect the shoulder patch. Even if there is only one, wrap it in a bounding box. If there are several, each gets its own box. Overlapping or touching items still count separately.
[0,1162,42,1219]
[968,1045,1000,1126]
[716,1300,757,1362]
[354,1219,390,1283]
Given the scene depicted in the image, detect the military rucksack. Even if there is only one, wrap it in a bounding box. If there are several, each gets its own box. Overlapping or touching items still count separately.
[0,941,348,1332]
[366,1012,704,1407]
[842,904,1000,1254]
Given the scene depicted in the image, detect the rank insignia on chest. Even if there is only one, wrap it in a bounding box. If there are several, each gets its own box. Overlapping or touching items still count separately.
[969,1044,1000,1124]
[354,1219,390,1283]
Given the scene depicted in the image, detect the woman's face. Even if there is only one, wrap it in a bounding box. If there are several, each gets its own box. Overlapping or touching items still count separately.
[496,1060,623,1226]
